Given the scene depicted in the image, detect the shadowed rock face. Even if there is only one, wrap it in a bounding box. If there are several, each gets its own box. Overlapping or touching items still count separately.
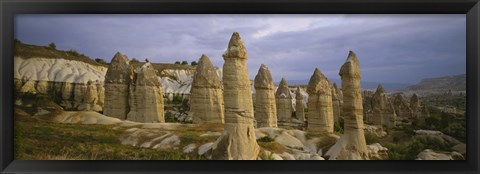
[127,62,165,123]
[306,68,334,133]
[190,54,224,124]
[332,83,341,124]
[295,86,305,123]
[326,51,369,160]
[212,32,259,160]
[104,52,134,120]
[276,78,293,127]
[393,93,413,120]
[254,64,277,128]
[371,84,386,126]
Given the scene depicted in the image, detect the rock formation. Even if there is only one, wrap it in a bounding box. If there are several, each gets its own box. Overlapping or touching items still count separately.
[325,51,369,160]
[306,68,334,133]
[385,101,397,128]
[254,64,277,127]
[410,93,421,117]
[127,62,165,123]
[332,83,341,124]
[295,86,305,123]
[96,81,105,109]
[104,52,134,120]
[371,84,386,126]
[189,54,224,124]
[276,78,293,127]
[212,32,259,160]
[393,93,413,120]
[78,80,101,111]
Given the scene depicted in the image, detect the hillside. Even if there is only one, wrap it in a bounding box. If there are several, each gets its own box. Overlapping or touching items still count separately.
[404,74,466,91]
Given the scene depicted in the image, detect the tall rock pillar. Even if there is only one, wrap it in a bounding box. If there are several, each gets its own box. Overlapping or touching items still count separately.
[276,78,293,127]
[212,32,259,160]
[127,62,165,123]
[295,86,305,123]
[190,54,224,124]
[325,51,369,160]
[307,68,334,133]
[104,52,133,120]
[254,64,277,128]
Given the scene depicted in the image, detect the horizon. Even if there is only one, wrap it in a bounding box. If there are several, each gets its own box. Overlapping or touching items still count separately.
[15,14,466,84]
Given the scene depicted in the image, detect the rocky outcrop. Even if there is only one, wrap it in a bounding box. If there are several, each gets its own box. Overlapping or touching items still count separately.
[189,54,224,124]
[307,68,334,133]
[393,93,413,120]
[212,32,260,160]
[104,52,134,120]
[326,51,369,160]
[410,94,421,117]
[78,80,102,111]
[295,86,305,123]
[332,83,341,124]
[254,64,277,128]
[416,149,464,160]
[276,78,293,127]
[127,62,165,123]
[371,84,386,126]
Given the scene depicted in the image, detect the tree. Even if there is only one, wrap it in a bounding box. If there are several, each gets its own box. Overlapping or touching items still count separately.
[181,61,188,65]
[131,58,140,63]
[191,61,198,66]
[174,61,181,64]
[95,58,107,64]
[48,42,57,49]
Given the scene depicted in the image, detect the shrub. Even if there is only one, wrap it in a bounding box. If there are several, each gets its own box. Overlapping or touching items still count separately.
[95,58,107,64]
[67,49,80,56]
[174,61,181,64]
[191,61,198,66]
[257,136,274,143]
[48,42,56,49]
[181,61,188,65]
[131,58,140,64]
[165,111,176,122]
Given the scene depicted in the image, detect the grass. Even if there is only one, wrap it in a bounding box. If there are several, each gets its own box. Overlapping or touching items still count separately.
[14,114,192,160]
[14,41,106,67]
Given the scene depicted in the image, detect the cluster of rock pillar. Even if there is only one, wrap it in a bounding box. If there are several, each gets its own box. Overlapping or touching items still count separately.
[371,84,397,128]
[104,52,164,123]
[189,54,224,124]
[212,32,260,160]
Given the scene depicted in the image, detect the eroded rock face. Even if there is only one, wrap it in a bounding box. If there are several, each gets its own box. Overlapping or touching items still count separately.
[371,84,386,126]
[78,80,101,111]
[127,62,165,123]
[104,52,134,120]
[212,32,260,160]
[393,93,413,121]
[295,86,305,123]
[276,78,293,127]
[325,51,369,160]
[254,64,277,128]
[332,83,341,124]
[307,68,334,133]
[190,54,224,124]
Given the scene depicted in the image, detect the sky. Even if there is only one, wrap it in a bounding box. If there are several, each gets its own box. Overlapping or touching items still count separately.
[15,14,466,84]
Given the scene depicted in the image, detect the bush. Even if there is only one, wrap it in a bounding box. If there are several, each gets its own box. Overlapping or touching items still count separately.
[174,61,181,64]
[191,61,198,66]
[67,49,80,56]
[181,61,188,65]
[131,58,140,64]
[165,111,176,122]
[257,136,274,143]
[365,132,379,144]
[95,58,107,64]
[48,42,56,49]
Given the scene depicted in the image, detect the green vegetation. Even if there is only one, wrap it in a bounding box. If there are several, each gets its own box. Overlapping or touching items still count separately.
[14,40,106,67]
[181,61,188,65]
[191,61,198,66]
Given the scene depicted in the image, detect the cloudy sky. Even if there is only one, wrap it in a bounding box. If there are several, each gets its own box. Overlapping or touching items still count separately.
[15,14,465,84]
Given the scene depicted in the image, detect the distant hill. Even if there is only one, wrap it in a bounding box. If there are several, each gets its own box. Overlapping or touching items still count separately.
[403,74,466,91]
[279,79,412,90]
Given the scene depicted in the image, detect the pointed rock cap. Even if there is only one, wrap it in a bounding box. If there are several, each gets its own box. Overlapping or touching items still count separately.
[295,86,303,100]
[223,32,247,59]
[105,52,133,84]
[275,78,291,98]
[307,68,328,94]
[254,64,274,89]
[393,93,405,104]
[375,84,385,94]
[192,54,222,88]
[135,62,161,86]
[410,93,420,103]
[339,50,361,79]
